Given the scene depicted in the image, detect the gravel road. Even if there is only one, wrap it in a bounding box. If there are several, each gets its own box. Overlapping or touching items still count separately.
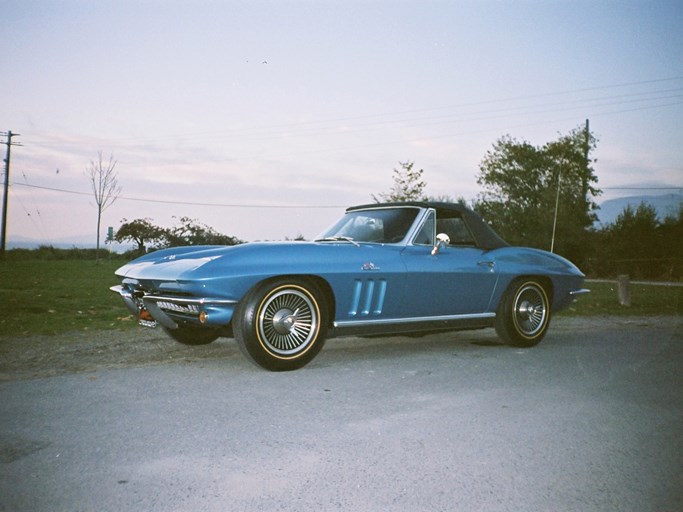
[1,316,682,511]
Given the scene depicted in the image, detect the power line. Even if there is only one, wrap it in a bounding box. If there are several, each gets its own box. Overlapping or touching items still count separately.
[16,171,54,245]
[127,76,683,143]
[10,181,346,209]
[602,187,683,190]
[27,76,683,150]
[12,180,681,212]
[24,96,683,166]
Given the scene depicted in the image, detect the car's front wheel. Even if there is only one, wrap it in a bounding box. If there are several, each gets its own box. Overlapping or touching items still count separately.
[163,326,221,345]
[233,278,328,371]
[495,279,550,347]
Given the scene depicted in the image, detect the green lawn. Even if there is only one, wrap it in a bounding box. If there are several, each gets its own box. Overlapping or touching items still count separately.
[558,280,682,317]
[0,260,680,337]
[0,260,137,336]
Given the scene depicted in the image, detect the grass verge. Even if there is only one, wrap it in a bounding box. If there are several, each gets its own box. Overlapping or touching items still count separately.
[558,280,682,317]
[0,260,137,337]
[0,260,680,337]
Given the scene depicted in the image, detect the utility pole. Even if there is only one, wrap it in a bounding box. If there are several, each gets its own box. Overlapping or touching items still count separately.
[1,131,21,260]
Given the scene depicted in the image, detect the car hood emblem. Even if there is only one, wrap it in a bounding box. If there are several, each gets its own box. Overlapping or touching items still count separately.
[361,262,380,271]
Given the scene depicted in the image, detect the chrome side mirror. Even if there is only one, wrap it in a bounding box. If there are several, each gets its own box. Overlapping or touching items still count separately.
[431,233,450,255]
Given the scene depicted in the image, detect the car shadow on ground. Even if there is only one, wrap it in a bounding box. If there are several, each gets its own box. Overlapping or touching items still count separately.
[307,328,510,368]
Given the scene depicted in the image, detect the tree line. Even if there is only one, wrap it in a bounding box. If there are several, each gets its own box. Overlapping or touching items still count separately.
[111,123,680,280]
[115,217,242,254]
[586,202,681,280]
[373,125,681,281]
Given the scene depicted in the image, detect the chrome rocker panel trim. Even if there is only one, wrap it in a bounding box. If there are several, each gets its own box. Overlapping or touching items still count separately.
[332,312,496,337]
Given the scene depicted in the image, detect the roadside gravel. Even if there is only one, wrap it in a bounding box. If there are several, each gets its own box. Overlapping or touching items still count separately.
[1,316,679,381]
[0,328,234,381]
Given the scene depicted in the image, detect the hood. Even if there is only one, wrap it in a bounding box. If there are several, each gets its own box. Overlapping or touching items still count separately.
[115,245,240,279]
[115,241,396,281]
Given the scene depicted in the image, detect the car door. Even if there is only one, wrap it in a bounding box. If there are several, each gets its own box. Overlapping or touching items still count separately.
[400,212,498,317]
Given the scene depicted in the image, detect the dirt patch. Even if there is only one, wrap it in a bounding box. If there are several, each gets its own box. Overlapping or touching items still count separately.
[1,316,678,381]
[0,327,236,381]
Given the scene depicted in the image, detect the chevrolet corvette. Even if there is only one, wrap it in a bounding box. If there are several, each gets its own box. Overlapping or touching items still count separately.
[111,202,588,370]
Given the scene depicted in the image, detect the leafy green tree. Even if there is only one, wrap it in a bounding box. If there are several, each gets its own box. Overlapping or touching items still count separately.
[427,194,470,205]
[475,125,600,263]
[116,217,244,252]
[602,202,664,279]
[164,217,243,247]
[612,202,659,233]
[373,161,427,203]
[659,204,683,280]
[588,202,683,280]
[115,218,167,253]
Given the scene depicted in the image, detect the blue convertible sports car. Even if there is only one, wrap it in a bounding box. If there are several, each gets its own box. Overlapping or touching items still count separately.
[111,202,588,370]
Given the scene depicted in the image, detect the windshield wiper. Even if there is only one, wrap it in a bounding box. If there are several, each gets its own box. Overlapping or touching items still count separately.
[314,235,360,246]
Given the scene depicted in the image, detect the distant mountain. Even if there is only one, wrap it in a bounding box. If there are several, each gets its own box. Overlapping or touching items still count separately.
[6,234,94,249]
[595,194,682,226]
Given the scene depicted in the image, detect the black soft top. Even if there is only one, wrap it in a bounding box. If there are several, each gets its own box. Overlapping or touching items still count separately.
[348,201,509,250]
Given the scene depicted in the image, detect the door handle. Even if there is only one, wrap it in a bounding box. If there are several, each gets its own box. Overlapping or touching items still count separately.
[477,260,495,269]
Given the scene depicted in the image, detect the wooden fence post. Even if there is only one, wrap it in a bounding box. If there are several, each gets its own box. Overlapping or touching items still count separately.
[617,275,631,307]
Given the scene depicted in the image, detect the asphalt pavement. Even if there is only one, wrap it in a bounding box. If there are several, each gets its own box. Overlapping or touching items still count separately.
[1,316,682,512]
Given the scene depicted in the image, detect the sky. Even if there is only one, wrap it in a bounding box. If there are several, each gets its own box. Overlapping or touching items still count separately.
[2,0,682,246]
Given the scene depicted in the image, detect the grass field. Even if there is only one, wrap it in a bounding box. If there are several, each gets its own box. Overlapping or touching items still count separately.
[0,260,137,336]
[557,280,682,318]
[0,260,680,337]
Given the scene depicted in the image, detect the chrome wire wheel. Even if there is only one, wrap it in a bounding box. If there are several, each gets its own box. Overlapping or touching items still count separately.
[495,278,550,347]
[512,284,548,338]
[234,278,328,371]
[256,286,320,357]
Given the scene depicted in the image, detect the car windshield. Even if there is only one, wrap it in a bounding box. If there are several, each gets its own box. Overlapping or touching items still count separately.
[316,207,420,243]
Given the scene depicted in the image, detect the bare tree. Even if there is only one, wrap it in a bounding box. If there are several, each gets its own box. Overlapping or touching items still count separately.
[86,151,121,260]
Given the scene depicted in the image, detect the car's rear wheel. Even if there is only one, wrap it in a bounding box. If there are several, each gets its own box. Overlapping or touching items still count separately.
[233,278,328,371]
[163,326,220,345]
[495,278,550,347]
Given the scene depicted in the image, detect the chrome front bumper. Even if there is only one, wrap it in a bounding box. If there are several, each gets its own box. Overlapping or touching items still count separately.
[110,285,237,329]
